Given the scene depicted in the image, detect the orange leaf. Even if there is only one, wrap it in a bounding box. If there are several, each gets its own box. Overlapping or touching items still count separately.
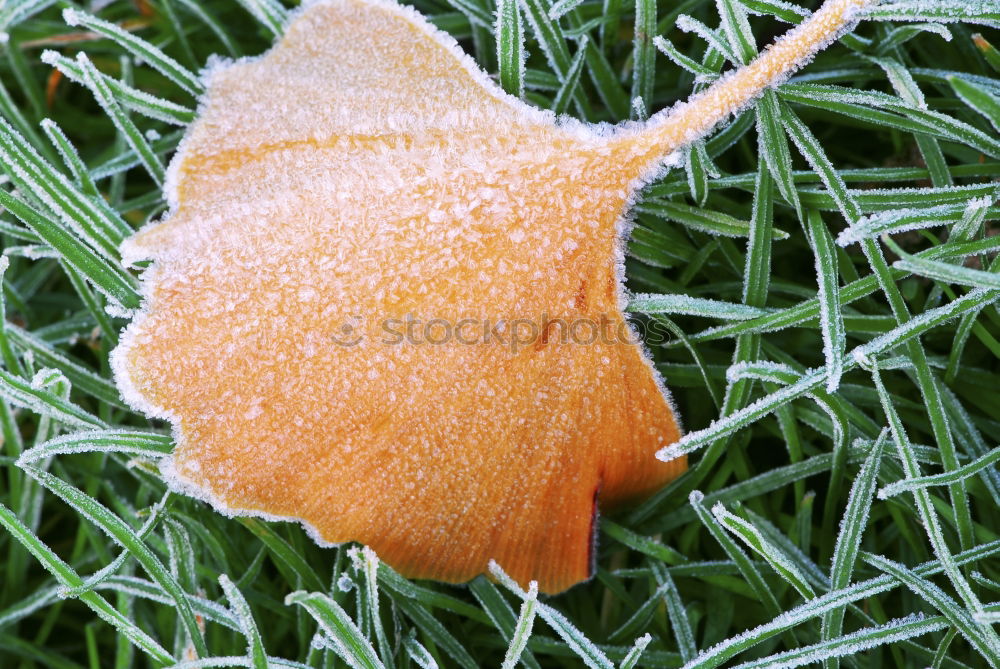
[114,0,873,593]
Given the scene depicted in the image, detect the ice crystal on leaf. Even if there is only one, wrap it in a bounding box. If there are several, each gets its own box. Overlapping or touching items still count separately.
[114,0,875,593]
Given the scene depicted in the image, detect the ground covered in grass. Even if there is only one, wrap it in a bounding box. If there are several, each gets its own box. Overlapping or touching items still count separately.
[1,0,1000,667]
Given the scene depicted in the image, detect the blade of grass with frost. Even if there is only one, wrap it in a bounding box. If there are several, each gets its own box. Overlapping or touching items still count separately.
[784,93,979,556]
[724,361,848,470]
[0,365,104,430]
[741,155,773,316]
[393,596,477,668]
[874,23,953,55]
[94,576,239,630]
[0,259,21,377]
[869,55,951,187]
[865,1,1000,27]
[609,578,677,642]
[237,0,289,36]
[165,517,197,594]
[16,430,171,466]
[237,519,325,592]
[880,446,1000,500]
[0,190,140,309]
[756,92,801,215]
[0,0,55,31]
[973,573,1000,594]
[39,120,98,196]
[61,9,202,97]
[780,85,1000,158]
[490,561,614,669]
[501,581,537,669]
[677,541,1000,669]
[731,614,949,669]
[687,238,993,343]
[619,634,653,669]
[652,36,719,79]
[90,130,184,182]
[76,54,165,187]
[821,429,886,669]
[468,579,541,669]
[938,385,1000,506]
[711,502,815,599]
[650,563,697,662]
[286,591,384,669]
[601,519,686,564]
[403,634,438,669]
[551,36,588,115]
[172,0,241,57]
[517,0,590,118]
[61,498,167,599]
[889,240,1000,290]
[496,0,524,97]
[218,574,268,669]
[547,0,584,20]
[637,200,788,239]
[689,492,784,619]
[628,294,770,319]
[836,203,975,246]
[0,118,131,255]
[715,0,756,65]
[41,51,194,126]
[0,503,175,664]
[684,141,716,206]
[375,566,488,623]
[869,366,997,641]
[675,15,739,64]
[805,209,845,392]
[57,261,119,348]
[20,466,209,657]
[739,505,828,590]
[861,554,999,666]
[359,548,393,669]
[631,0,656,118]
[0,585,60,630]
[660,285,999,460]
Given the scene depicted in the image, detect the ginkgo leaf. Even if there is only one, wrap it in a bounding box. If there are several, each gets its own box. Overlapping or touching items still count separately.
[113,0,873,593]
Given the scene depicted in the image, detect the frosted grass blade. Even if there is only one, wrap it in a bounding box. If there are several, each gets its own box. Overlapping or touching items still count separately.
[20,467,209,657]
[77,54,165,187]
[286,591,384,669]
[879,447,1000,499]
[16,430,172,466]
[41,51,195,126]
[805,209,845,391]
[711,502,815,598]
[219,575,268,669]
[821,429,886,669]
[628,294,770,319]
[730,614,948,669]
[862,554,999,666]
[62,9,203,97]
[0,503,175,664]
[501,581,538,669]
[496,0,525,97]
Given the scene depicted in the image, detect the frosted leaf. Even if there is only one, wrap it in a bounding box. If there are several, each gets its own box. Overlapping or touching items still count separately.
[113,0,876,594]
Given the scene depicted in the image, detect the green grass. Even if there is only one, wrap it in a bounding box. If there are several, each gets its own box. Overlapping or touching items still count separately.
[1,0,1000,667]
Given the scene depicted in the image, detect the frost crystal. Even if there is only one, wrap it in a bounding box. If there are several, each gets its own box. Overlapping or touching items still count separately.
[113,0,875,593]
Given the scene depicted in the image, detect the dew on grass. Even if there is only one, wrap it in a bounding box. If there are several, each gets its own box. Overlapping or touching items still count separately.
[114,0,877,594]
